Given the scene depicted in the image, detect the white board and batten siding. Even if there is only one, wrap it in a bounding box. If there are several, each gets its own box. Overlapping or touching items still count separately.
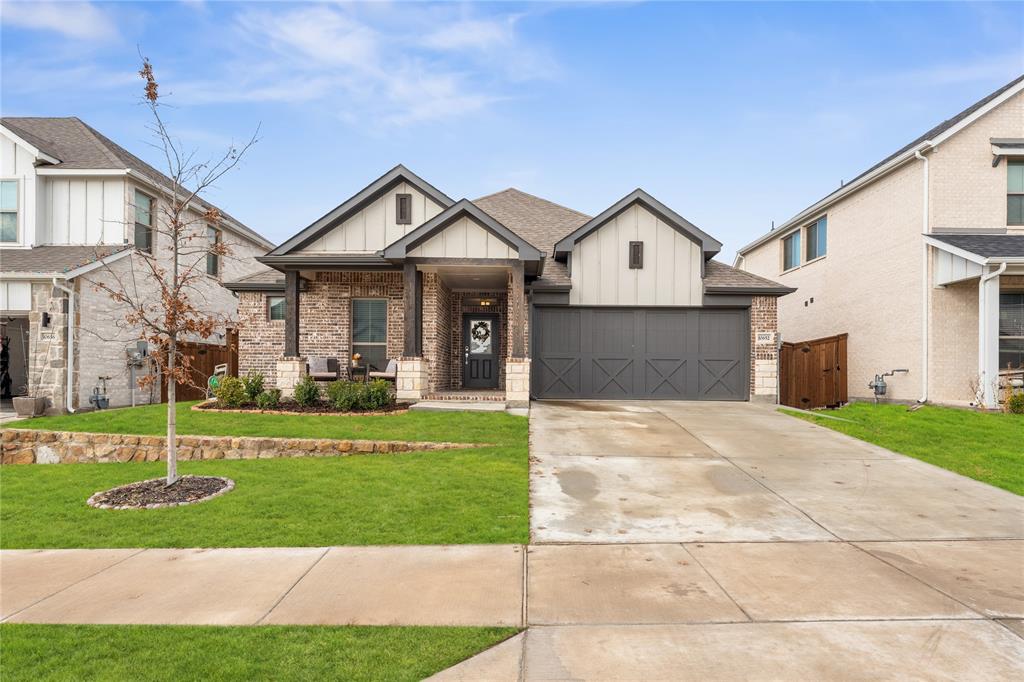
[42,178,125,245]
[298,182,445,253]
[408,217,518,259]
[0,281,32,311]
[569,204,703,306]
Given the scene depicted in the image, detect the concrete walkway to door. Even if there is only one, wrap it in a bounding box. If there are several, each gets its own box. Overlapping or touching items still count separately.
[436,400,1024,680]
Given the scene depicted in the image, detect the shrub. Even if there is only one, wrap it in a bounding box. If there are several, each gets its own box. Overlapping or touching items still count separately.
[293,375,321,407]
[255,388,281,410]
[364,379,395,410]
[326,380,362,412]
[242,371,265,401]
[1007,390,1024,415]
[213,376,247,408]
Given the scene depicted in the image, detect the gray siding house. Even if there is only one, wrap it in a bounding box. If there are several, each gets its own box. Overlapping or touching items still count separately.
[228,166,793,407]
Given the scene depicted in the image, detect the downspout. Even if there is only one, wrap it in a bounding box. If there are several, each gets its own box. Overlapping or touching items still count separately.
[51,277,76,413]
[979,261,1008,407]
[915,147,931,403]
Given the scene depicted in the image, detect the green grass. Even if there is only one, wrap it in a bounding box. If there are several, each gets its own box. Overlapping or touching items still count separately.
[7,401,522,445]
[0,624,518,682]
[781,403,1024,495]
[0,445,527,548]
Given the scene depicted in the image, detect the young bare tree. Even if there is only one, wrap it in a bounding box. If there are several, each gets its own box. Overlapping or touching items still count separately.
[87,59,258,485]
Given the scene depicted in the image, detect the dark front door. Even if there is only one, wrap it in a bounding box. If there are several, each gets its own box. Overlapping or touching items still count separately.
[531,306,750,400]
[463,314,499,389]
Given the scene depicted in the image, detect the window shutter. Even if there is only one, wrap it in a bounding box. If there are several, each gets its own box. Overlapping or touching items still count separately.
[396,194,412,225]
[628,241,644,269]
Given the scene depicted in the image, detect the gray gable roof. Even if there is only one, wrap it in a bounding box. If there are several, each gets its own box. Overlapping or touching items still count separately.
[0,245,130,276]
[553,189,722,259]
[382,199,543,261]
[474,188,590,258]
[269,165,455,256]
[929,233,1024,259]
[0,117,273,249]
[703,260,794,294]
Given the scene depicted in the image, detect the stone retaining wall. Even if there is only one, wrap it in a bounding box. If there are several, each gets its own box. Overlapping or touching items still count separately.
[0,429,477,465]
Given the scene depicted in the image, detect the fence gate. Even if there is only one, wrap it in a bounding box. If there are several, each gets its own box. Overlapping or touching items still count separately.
[779,333,848,409]
[160,330,239,403]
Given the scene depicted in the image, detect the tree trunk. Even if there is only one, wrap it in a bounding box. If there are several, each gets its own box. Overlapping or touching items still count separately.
[166,337,178,485]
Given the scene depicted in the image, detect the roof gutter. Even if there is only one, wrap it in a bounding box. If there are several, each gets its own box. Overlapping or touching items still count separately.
[915,146,932,404]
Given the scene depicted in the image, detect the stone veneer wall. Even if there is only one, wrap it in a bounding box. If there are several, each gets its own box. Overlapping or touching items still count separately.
[750,295,779,400]
[26,282,73,414]
[1,429,474,465]
[238,272,405,385]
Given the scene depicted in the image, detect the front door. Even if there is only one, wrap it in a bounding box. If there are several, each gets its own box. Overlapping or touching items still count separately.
[463,314,499,389]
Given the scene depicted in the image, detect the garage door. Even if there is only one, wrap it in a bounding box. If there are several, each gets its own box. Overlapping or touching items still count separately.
[532,307,749,400]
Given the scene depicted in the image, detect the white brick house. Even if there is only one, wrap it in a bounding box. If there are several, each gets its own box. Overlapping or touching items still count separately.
[0,118,272,413]
[736,75,1024,409]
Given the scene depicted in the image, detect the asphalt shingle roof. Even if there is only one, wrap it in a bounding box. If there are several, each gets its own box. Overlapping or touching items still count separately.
[703,260,794,292]
[929,233,1024,258]
[1,117,272,249]
[0,245,129,275]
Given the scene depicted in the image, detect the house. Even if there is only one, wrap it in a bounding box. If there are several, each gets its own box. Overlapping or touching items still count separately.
[735,75,1024,409]
[0,117,273,413]
[227,166,792,407]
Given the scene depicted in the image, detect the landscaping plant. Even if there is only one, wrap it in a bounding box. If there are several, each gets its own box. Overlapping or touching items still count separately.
[213,377,247,408]
[326,380,362,411]
[255,388,281,410]
[242,371,265,402]
[1007,390,1024,415]
[365,379,394,410]
[293,375,321,407]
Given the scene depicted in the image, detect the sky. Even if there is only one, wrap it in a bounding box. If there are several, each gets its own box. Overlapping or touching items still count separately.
[2,1,1022,259]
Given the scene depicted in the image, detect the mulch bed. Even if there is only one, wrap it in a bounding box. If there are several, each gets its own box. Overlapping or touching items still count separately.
[193,400,410,416]
[87,475,234,510]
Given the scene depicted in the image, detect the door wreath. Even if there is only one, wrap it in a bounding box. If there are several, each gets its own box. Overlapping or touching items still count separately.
[471,321,491,344]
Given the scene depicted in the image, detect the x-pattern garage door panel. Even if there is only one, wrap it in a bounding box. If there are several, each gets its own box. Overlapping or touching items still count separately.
[533,306,749,400]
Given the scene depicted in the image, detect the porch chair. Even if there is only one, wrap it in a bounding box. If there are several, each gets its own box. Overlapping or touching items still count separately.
[307,357,340,382]
[368,358,398,382]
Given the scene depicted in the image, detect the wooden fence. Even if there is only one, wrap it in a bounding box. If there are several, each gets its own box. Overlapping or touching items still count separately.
[160,330,238,403]
[779,333,848,410]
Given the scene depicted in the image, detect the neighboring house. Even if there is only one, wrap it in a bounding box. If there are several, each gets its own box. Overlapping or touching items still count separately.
[736,75,1024,409]
[227,165,792,407]
[0,117,273,413]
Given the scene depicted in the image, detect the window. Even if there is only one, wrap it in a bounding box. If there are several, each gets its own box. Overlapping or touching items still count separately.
[206,227,220,277]
[1000,292,1024,370]
[805,216,827,261]
[1,180,18,243]
[396,193,412,225]
[352,298,387,371]
[1008,159,1024,226]
[134,190,154,253]
[782,231,801,271]
[628,241,644,269]
[267,296,286,321]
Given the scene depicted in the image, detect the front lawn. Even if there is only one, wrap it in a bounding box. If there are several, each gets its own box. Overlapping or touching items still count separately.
[8,401,520,444]
[1,446,527,548]
[1,624,518,682]
[782,403,1023,495]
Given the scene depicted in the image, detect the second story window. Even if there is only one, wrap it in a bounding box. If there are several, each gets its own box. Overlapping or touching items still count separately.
[0,180,18,243]
[206,227,220,277]
[396,193,412,225]
[782,231,801,272]
[805,216,827,261]
[134,190,154,254]
[1008,159,1024,226]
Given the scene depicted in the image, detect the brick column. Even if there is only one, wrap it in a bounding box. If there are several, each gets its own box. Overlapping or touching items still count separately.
[750,296,779,402]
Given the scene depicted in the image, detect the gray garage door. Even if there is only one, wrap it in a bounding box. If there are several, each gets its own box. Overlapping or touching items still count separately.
[532,307,750,400]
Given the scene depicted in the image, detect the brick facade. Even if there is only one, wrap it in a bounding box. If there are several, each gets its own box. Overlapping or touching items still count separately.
[239,271,404,385]
[750,295,779,399]
[450,290,509,391]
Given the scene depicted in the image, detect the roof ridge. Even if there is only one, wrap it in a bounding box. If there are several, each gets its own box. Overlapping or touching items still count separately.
[476,187,592,219]
[73,118,127,169]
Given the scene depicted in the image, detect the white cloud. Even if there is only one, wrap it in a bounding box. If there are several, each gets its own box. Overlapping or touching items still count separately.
[0,1,118,42]
[422,17,517,52]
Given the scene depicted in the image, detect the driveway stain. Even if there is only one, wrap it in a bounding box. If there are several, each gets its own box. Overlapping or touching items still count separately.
[557,469,600,501]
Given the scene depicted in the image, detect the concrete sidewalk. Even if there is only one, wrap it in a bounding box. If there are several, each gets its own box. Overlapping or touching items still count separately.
[0,545,524,626]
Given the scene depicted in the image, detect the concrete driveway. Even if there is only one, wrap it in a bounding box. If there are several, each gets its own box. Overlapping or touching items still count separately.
[435,400,1024,680]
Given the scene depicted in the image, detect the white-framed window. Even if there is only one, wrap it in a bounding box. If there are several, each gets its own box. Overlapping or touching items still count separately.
[351,298,387,371]
[1008,159,1024,226]
[805,216,827,261]
[1000,291,1024,369]
[267,295,286,321]
[782,231,801,271]
[1,179,19,243]
[206,226,220,277]
[134,190,154,253]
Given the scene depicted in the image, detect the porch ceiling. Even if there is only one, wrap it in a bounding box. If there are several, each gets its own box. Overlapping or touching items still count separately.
[425,265,509,290]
